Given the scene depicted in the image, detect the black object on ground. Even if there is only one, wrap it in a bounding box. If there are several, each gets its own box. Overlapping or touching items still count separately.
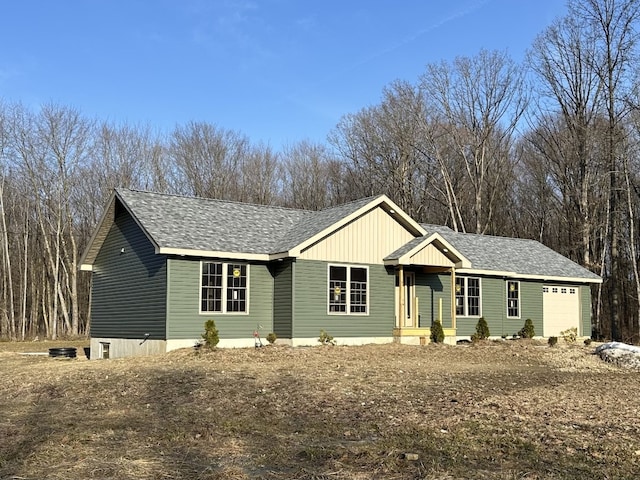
[49,347,77,358]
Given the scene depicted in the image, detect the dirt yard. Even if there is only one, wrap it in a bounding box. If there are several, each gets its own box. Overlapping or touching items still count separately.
[1,339,639,479]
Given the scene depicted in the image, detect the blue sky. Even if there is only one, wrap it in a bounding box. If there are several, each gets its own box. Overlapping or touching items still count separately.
[0,0,568,149]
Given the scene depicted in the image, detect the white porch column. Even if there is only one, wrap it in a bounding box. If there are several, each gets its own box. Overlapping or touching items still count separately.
[397,265,404,328]
[451,267,456,330]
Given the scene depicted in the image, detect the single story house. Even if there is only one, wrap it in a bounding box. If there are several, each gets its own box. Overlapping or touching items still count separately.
[80,189,602,359]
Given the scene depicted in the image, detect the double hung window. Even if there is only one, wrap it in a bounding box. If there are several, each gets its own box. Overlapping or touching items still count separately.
[201,262,248,313]
[455,276,481,317]
[328,265,368,314]
[507,281,520,318]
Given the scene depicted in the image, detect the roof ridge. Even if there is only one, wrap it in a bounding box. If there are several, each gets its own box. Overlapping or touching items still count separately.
[434,227,538,243]
[117,189,387,216]
[117,188,310,214]
[317,194,384,212]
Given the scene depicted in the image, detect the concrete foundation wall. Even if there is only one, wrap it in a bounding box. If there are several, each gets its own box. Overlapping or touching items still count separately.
[90,337,167,360]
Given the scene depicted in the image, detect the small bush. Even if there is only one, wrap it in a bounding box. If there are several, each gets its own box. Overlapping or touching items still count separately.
[202,320,220,349]
[548,336,558,347]
[318,329,336,346]
[560,327,578,344]
[266,332,277,344]
[430,319,445,343]
[518,318,536,339]
[584,338,592,346]
[474,317,490,340]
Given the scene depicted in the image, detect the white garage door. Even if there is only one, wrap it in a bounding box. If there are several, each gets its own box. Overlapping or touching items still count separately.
[543,285,580,337]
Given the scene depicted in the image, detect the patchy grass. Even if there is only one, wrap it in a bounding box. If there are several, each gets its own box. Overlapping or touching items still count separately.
[1,340,639,479]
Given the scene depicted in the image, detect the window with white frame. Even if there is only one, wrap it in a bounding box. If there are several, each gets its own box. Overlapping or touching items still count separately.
[201,262,248,313]
[507,281,520,318]
[455,276,481,317]
[328,265,368,314]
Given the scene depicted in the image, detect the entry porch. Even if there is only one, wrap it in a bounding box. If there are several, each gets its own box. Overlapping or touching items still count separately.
[383,232,470,345]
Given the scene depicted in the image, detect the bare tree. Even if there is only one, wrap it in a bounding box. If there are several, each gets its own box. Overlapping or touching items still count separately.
[421,49,528,234]
[528,13,607,270]
[8,104,94,338]
[239,143,281,205]
[169,122,249,199]
[280,140,341,210]
[0,102,16,339]
[572,0,640,340]
[329,81,429,218]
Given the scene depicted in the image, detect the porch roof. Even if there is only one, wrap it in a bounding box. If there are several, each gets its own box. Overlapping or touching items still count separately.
[383,232,471,268]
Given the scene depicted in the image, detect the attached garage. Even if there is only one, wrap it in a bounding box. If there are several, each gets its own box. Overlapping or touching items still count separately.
[543,285,581,337]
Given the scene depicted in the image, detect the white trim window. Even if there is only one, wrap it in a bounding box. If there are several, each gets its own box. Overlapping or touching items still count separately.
[507,280,520,318]
[455,276,481,317]
[201,262,248,313]
[328,265,368,314]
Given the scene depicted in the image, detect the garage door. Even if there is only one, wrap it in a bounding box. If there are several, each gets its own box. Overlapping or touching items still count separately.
[543,285,580,337]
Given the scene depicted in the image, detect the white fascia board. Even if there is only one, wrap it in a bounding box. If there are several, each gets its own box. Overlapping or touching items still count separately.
[456,268,602,284]
[397,233,471,268]
[158,247,270,261]
[456,268,517,277]
[269,251,292,261]
[521,273,603,284]
[377,194,427,236]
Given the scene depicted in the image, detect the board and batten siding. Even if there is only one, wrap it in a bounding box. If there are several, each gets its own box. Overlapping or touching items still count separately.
[298,207,415,264]
[91,207,167,339]
[414,272,452,328]
[455,277,543,337]
[166,258,273,339]
[270,260,293,339]
[292,260,395,338]
[410,245,454,267]
[581,286,592,337]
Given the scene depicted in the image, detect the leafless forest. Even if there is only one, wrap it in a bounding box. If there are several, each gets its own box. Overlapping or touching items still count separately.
[1,0,640,342]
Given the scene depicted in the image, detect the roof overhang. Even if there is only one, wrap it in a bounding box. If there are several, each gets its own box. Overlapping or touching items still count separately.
[158,247,271,261]
[79,189,161,271]
[456,268,603,284]
[79,190,118,271]
[288,195,426,257]
[384,233,472,268]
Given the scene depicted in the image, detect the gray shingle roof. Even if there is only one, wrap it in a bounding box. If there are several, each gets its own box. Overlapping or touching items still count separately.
[112,189,599,281]
[421,224,600,280]
[117,189,310,254]
[116,189,382,255]
[384,236,427,260]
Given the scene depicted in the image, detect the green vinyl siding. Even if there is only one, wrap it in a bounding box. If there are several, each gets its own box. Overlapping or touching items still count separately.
[292,260,395,338]
[415,272,451,328]
[517,280,544,337]
[271,260,293,338]
[455,276,543,337]
[91,207,166,339]
[166,258,273,339]
[581,286,592,337]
